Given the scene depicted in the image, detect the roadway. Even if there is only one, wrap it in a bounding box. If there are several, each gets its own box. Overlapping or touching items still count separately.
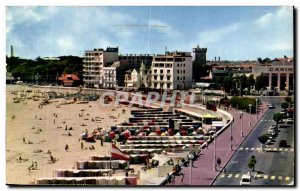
[213,97,294,186]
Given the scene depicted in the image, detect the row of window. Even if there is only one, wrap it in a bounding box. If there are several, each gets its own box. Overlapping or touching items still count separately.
[177,70,186,74]
[153,69,171,74]
[153,76,171,81]
[85,52,103,56]
[153,83,171,89]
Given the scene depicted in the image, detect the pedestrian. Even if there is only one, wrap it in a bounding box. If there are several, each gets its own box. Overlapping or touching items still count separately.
[53,119,55,124]
[35,115,37,119]
[81,142,84,150]
[217,157,221,168]
[181,173,184,183]
[35,162,38,169]
[65,144,69,152]
[167,173,172,185]
[23,137,25,144]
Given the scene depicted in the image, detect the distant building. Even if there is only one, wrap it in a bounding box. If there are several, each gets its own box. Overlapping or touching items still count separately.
[192,45,207,63]
[83,47,119,88]
[118,54,154,69]
[57,74,80,87]
[43,57,60,61]
[151,51,193,90]
[124,62,150,88]
[252,57,294,91]
[103,61,129,89]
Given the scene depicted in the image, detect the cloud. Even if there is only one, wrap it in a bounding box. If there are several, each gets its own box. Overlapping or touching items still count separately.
[195,6,293,60]
[198,23,241,44]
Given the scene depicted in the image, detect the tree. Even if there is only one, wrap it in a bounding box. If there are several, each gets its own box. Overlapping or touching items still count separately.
[281,102,289,110]
[284,97,292,103]
[258,134,269,145]
[273,113,285,125]
[248,155,257,171]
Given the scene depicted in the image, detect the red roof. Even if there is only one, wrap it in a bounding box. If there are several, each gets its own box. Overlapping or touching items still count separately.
[58,74,80,81]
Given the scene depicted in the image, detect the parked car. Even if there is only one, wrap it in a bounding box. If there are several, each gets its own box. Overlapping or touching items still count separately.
[279,140,288,147]
[286,118,293,124]
[240,174,251,185]
[268,104,275,109]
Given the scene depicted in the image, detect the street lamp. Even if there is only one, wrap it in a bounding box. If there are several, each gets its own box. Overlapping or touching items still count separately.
[230,122,233,150]
[188,153,194,185]
[255,99,258,119]
[240,111,243,137]
[212,133,217,171]
[249,104,252,128]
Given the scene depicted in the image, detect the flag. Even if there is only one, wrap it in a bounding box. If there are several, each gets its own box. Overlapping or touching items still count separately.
[111,144,130,161]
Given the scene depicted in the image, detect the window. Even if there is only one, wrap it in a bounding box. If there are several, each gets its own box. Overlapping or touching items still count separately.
[160,69,163,73]
[167,70,170,73]
[183,76,185,80]
[177,70,179,74]
[154,76,157,80]
[167,84,170,88]
[160,76,163,80]
[154,69,157,73]
[167,76,171,80]
[183,70,185,74]
[177,76,179,80]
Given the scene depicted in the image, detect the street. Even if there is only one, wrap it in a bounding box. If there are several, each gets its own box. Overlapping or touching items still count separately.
[213,97,294,186]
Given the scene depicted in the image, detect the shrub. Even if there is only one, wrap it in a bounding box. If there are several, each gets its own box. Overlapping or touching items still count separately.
[230,96,257,113]
[258,134,269,144]
[281,102,289,110]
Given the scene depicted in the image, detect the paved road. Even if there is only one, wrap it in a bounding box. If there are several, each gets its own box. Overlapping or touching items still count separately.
[213,97,295,186]
[171,101,268,185]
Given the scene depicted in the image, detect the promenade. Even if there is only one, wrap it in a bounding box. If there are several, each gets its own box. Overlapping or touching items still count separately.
[172,103,268,185]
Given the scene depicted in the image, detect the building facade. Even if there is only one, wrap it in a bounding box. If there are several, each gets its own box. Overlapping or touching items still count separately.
[252,58,294,91]
[83,47,118,88]
[151,51,193,90]
[124,62,150,88]
[118,54,154,69]
[102,61,129,89]
[192,45,207,63]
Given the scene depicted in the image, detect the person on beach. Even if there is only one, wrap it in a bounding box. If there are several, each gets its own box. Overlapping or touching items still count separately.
[65,144,69,152]
[23,137,25,144]
[81,142,84,150]
[99,135,104,146]
[53,119,55,124]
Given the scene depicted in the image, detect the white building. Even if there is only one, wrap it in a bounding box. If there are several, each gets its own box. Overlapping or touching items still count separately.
[151,51,193,90]
[124,62,150,88]
[83,47,118,88]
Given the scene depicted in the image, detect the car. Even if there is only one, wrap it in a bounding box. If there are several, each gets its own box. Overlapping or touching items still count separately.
[265,139,272,145]
[286,118,293,124]
[268,104,275,109]
[279,140,288,147]
[240,174,251,185]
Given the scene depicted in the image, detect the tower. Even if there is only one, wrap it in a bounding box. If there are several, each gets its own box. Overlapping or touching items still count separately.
[10,45,14,57]
[192,45,207,64]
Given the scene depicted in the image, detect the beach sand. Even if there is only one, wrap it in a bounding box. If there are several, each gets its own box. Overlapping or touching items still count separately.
[6,85,133,185]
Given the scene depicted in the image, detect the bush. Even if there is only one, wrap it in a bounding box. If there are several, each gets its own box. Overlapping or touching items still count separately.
[285,97,292,103]
[281,102,289,110]
[273,113,285,124]
[258,134,269,144]
[230,96,257,113]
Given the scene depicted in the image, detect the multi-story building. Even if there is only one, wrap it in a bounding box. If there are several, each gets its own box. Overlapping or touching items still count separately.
[124,62,150,88]
[103,61,129,89]
[151,51,193,90]
[83,47,118,88]
[118,54,154,69]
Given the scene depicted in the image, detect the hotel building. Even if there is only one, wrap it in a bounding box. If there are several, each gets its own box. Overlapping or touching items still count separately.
[151,51,193,90]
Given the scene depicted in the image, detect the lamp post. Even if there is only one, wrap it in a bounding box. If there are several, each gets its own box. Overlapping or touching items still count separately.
[230,122,233,150]
[255,99,258,119]
[240,111,243,137]
[188,153,194,185]
[212,133,217,171]
[249,104,252,128]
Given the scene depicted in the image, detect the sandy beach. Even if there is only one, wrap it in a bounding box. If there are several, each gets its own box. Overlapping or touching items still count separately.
[6,85,133,185]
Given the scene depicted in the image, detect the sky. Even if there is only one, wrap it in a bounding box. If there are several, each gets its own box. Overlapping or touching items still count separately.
[6,6,294,61]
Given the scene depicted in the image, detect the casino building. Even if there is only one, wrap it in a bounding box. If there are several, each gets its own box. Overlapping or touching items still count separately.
[252,57,294,91]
